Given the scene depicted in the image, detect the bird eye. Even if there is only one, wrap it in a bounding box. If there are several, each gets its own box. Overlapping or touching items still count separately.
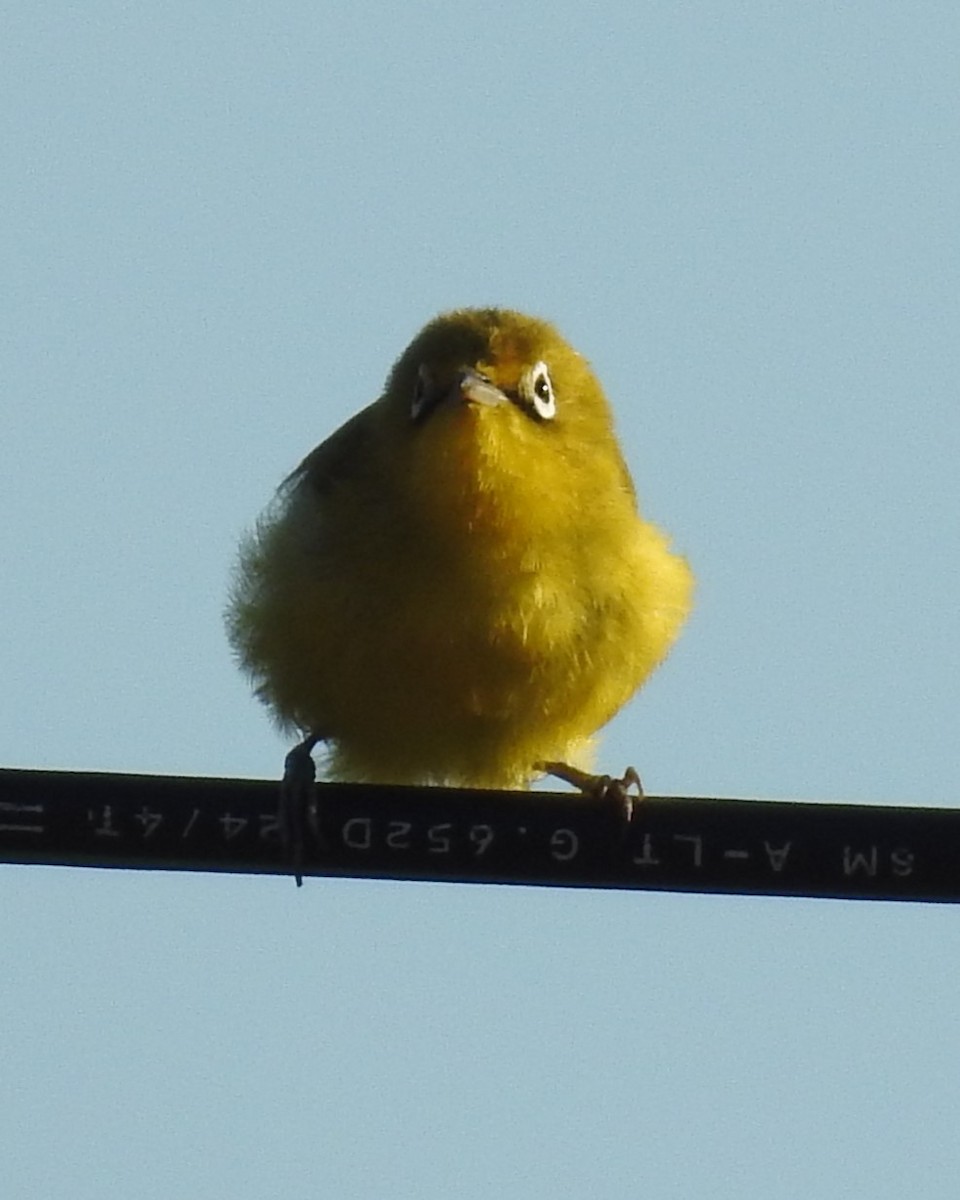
[411,365,432,421]
[527,361,556,420]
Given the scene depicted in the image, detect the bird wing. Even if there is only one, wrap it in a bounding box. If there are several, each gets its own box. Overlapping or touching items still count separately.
[614,448,637,505]
[281,403,378,497]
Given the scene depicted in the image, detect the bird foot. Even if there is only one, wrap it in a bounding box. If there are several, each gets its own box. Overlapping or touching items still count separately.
[281,733,322,886]
[537,761,644,826]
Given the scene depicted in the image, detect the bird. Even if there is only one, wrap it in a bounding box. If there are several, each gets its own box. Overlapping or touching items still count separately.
[227,307,693,862]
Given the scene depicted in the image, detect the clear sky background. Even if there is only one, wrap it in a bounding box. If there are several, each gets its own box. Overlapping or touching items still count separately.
[2,3,959,1197]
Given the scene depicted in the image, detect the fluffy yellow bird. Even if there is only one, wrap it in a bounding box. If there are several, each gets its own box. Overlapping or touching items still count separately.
[227,307,692,797]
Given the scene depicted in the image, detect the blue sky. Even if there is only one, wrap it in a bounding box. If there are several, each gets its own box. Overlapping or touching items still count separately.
[2,3,959,1197]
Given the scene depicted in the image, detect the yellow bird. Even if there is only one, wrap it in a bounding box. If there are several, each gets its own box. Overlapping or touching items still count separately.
[227,307,693,794]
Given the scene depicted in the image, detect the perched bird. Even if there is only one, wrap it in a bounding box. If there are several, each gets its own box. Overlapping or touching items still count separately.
[227,307,693,798]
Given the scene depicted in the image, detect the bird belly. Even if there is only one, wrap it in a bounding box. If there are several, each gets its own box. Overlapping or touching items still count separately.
[230,490,691,789]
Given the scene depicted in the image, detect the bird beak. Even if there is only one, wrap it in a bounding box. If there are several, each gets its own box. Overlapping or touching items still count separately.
[455,368,508,408]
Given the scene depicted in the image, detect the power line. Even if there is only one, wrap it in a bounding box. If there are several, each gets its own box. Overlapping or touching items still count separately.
[0,766,956,902]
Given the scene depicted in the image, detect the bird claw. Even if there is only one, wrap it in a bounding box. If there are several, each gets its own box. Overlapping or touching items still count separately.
[598,766,644,827]
[281,733,322,886]
[538,761,644,829]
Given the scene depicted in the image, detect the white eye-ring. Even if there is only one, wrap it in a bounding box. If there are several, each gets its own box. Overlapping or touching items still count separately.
[527,360,556,420]
[411,364,432,421]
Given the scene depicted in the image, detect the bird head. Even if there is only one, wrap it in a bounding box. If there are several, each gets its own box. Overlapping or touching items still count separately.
[378,308,635,536]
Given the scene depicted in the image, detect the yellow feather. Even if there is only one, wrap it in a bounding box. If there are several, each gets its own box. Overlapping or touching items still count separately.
[226,308,693,787]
